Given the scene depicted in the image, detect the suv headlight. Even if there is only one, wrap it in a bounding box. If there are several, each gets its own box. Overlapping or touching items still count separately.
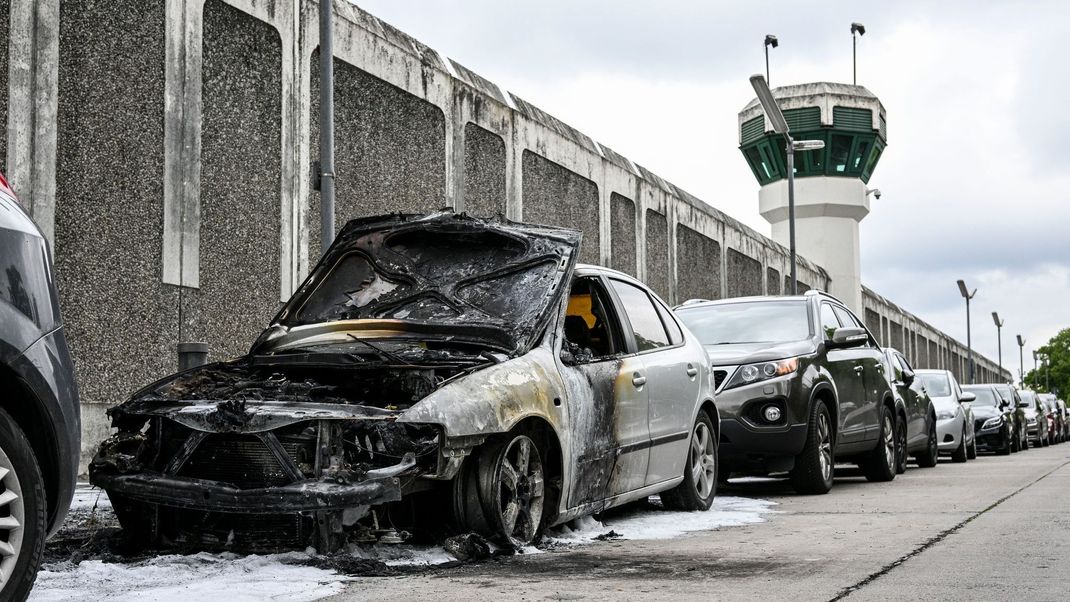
[936,409,957,420]
[981,416,1003,430]
[724,357,800,390]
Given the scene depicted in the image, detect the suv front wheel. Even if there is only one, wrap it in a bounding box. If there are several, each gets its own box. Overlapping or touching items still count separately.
[790,402,835,494]
[0,407,46,602]
[862,405,897,482]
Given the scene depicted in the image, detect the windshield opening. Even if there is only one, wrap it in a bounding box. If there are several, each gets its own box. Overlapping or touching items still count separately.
[677,300,812,345]
[917,373,952,397]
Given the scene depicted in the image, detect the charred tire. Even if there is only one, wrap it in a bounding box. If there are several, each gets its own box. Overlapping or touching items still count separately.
[862,405,897,482]
[894,416,908,475]
[660,411,717,511]
[790,402,835,495]
[914,416,939,468]
[967,434,978,460]
[0,407,46,602]
[454,432,547,548]
[951,426,968,463]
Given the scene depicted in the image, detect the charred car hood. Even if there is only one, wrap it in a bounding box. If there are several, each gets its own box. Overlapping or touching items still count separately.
[255,212,580,357]
[703,340,816,366]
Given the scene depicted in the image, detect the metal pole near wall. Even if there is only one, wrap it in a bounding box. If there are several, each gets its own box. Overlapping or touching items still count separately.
[319,0,336,249]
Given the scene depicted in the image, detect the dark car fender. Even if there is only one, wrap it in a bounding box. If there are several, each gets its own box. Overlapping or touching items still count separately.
[806,365,839,436]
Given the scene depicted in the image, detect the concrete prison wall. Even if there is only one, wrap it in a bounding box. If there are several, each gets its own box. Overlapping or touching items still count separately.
[0,0,1007,469]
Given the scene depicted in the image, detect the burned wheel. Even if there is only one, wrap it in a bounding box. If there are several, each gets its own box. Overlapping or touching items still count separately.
[475,434,546,548]
[0,408,45,602]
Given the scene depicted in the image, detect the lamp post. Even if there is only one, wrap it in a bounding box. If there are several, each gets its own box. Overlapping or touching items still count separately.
[1017,335,1026,388]
[992,312,1004,380]
[764,35,778,86]
[850,23,866,85]
[749,74,825,295]
[957,280,977,384]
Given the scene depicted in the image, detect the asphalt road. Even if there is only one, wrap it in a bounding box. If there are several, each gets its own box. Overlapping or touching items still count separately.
[328,443,1070,601]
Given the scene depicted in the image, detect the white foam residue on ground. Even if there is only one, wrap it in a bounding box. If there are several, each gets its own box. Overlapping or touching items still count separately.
[546,496,777,544]
[69,484,111,511]
[30,552,347,602]
[346,542,457,566]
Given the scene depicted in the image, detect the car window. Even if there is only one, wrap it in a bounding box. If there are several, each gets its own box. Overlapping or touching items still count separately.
[820,303,841,340]
[832,305,861,329]
[563,277,623,361]
[894,353,913,374]
[609,279,671,352]
[918,372,952,397]
[887,353,904,382]
[652,298,684,345]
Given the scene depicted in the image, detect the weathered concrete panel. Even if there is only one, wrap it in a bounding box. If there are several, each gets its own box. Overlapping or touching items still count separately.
[644,209,669,300]
[309,52,446,258]
[865,308,882,342]
[610,193,636,276]
[0,0,8,172]
[676,224,720,301]
[918,335,930,367]
[890,321,904,350]
[182,0,282,363]
[786,276,812,295]
[54,0,174,460]
[767,267,781,295]
[522,150,599,263]
[462,122,505,218]
[727,248,762,298]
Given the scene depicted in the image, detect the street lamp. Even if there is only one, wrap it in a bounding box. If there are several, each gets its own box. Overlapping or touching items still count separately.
[1017,335,1026,388]
[850,23,866,85]
[749,74,825,295]
[992,312,1004,380]
[764,35,778,85]
[957,279,977,384]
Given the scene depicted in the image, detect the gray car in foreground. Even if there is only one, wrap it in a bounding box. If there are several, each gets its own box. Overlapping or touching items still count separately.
[676,291,897,495]
[915,370,976,462]
[0,173,81,600]
[90,213,717,552]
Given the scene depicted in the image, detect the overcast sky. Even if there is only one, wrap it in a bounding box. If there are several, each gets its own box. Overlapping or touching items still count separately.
[358,0,1070,377]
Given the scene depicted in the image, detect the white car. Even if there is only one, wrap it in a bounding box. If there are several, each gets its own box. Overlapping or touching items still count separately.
[915,370,976,462]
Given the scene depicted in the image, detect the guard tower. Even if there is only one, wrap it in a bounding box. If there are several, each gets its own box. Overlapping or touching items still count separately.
[738,82,887,313]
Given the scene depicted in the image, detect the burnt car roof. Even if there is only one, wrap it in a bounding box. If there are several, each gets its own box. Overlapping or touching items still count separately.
[257,212,581,356]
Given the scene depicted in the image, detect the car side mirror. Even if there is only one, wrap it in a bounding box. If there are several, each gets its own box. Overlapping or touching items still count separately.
[829,327,869,349]
[901,368,915,387]
[1000,400,1010,409]
[959,391,976,403]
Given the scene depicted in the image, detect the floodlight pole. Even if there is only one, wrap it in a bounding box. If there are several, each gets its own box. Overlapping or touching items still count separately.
[992,312,1004,379]
[319,0,336,249]
[1018,335,1026,388]
[957,280,977,384]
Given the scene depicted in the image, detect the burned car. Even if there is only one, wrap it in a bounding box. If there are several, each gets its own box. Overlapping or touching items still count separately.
[90,213,718,551]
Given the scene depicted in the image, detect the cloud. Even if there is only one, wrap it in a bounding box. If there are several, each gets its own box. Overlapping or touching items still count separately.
[353,0,1070,362]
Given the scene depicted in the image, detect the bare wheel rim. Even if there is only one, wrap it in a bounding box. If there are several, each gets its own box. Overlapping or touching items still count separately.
[883,414,895,472]
[0,443,24,588]
[495,435,544,546]
[690,421,717,499]
[818,411,833,482]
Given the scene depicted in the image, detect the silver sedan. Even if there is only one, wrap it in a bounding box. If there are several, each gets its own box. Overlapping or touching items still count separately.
[915,369,976,462]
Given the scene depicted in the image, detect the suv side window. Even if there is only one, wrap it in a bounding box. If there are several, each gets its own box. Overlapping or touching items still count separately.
[609,279,671,352]
[563,277,624,362]
[820,303,841,340]
[889,354,905,382]
[832,305,877,348]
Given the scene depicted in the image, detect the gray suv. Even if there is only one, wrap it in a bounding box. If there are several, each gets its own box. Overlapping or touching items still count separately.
[0,172,80,600]
[676,291,897,494]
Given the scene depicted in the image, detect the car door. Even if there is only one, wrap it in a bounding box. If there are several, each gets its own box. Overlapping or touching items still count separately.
[820,302,867,444]
[558,275,650,508]
[893,352,926,446]
[833,304,884,441]
[606,278,700,487]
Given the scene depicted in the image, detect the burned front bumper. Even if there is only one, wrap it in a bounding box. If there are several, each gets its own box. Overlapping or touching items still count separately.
[89,398,444,550]
[91,456,412,514]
